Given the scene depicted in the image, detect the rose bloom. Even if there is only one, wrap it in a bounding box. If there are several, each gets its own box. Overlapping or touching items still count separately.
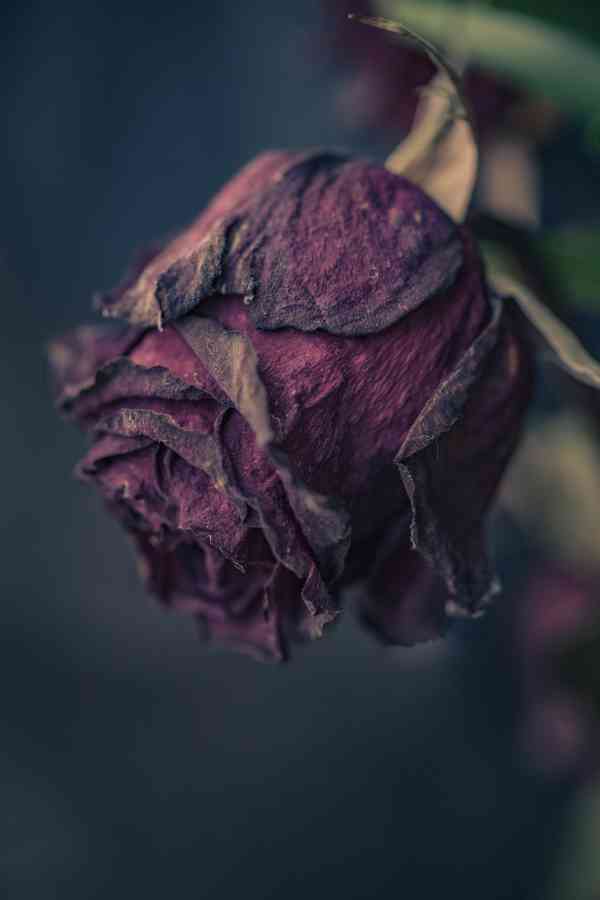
[50,149,531,660]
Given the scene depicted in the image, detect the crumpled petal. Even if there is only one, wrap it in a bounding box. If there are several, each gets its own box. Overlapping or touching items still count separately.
[97,151,463,338]
[135,534,289,663]
[358,523,448,645]
[397,302,533,616]
[48,322,144,400]
[175,226,489,514]
[174,313,352,585]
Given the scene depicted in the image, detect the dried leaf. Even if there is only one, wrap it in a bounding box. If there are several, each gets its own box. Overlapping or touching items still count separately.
[176,315,352,586]
[352,15,478,223]
[492,274,600,388]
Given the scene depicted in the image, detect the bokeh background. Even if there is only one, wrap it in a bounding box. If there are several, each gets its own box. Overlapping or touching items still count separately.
[2,2,600,898]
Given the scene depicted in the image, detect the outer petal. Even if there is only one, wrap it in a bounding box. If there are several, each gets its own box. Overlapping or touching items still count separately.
[97,152,463,337]
[356,524,448,645]
[96,151,297,327]
[48,322,144,400]
[134,534,288,663]
[396,303,533,616]
[57,357,211,425]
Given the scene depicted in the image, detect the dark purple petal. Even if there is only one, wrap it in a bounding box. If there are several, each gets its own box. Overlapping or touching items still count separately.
[96,151,303,326]
[48,322,144,399]
[175,313,352,584]
[360,529,448,646]
[97,152,463,337]
[397,304,533,616]
[57,357,211,424]
[94,407,244,518]
[220,411,340,630]
[183,230,488,512]
[134,534,287,662]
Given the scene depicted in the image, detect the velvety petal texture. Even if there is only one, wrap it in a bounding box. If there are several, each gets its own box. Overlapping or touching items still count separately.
[50,148,532,660]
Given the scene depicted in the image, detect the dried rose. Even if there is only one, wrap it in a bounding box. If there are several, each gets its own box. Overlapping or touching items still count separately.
[50,147,534,660]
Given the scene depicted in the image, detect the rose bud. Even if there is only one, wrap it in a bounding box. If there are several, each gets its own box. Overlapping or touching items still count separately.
[49,21,598,661]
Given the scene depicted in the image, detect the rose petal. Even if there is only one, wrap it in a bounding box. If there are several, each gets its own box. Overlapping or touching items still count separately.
[48,323,144,398]
[97,152,463,337]
[397,302,532,615]
[175,313,352,584]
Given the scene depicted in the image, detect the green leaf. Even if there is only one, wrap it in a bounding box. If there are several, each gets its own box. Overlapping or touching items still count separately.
[373,0,600,125]
[535,227,600,312]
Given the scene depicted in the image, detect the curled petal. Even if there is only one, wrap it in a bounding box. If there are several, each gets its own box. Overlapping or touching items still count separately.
[57,357,210,424]
[48,323,144,399]
[358,521,448,645]
[175,313,352,584]
[97,152,463,337]
[397,301,533,615]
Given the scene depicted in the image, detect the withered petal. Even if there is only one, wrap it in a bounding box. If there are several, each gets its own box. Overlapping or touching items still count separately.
[195,602,286,663]
[98,151,463,337]
[220,412,341,626]
[95,407,240,513]
[361,529,448,646]
[175,315,273,446]
[57,357,211,423]
[396,301,532,616]
[132,534,287,662]
[176,314,352,584]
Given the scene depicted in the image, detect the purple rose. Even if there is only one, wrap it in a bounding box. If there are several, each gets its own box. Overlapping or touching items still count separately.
[50,149,531,660]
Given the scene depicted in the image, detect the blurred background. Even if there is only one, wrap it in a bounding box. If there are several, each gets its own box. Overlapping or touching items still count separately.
[2,1,600,897]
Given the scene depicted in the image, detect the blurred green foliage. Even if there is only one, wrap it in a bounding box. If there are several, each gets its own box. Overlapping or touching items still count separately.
[375,0,600,130]
[548,783,600,900]
[490,0,600,45]
[536,228,600,312]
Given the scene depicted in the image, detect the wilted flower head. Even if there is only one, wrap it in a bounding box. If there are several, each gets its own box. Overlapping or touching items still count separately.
[50,147,533,660]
